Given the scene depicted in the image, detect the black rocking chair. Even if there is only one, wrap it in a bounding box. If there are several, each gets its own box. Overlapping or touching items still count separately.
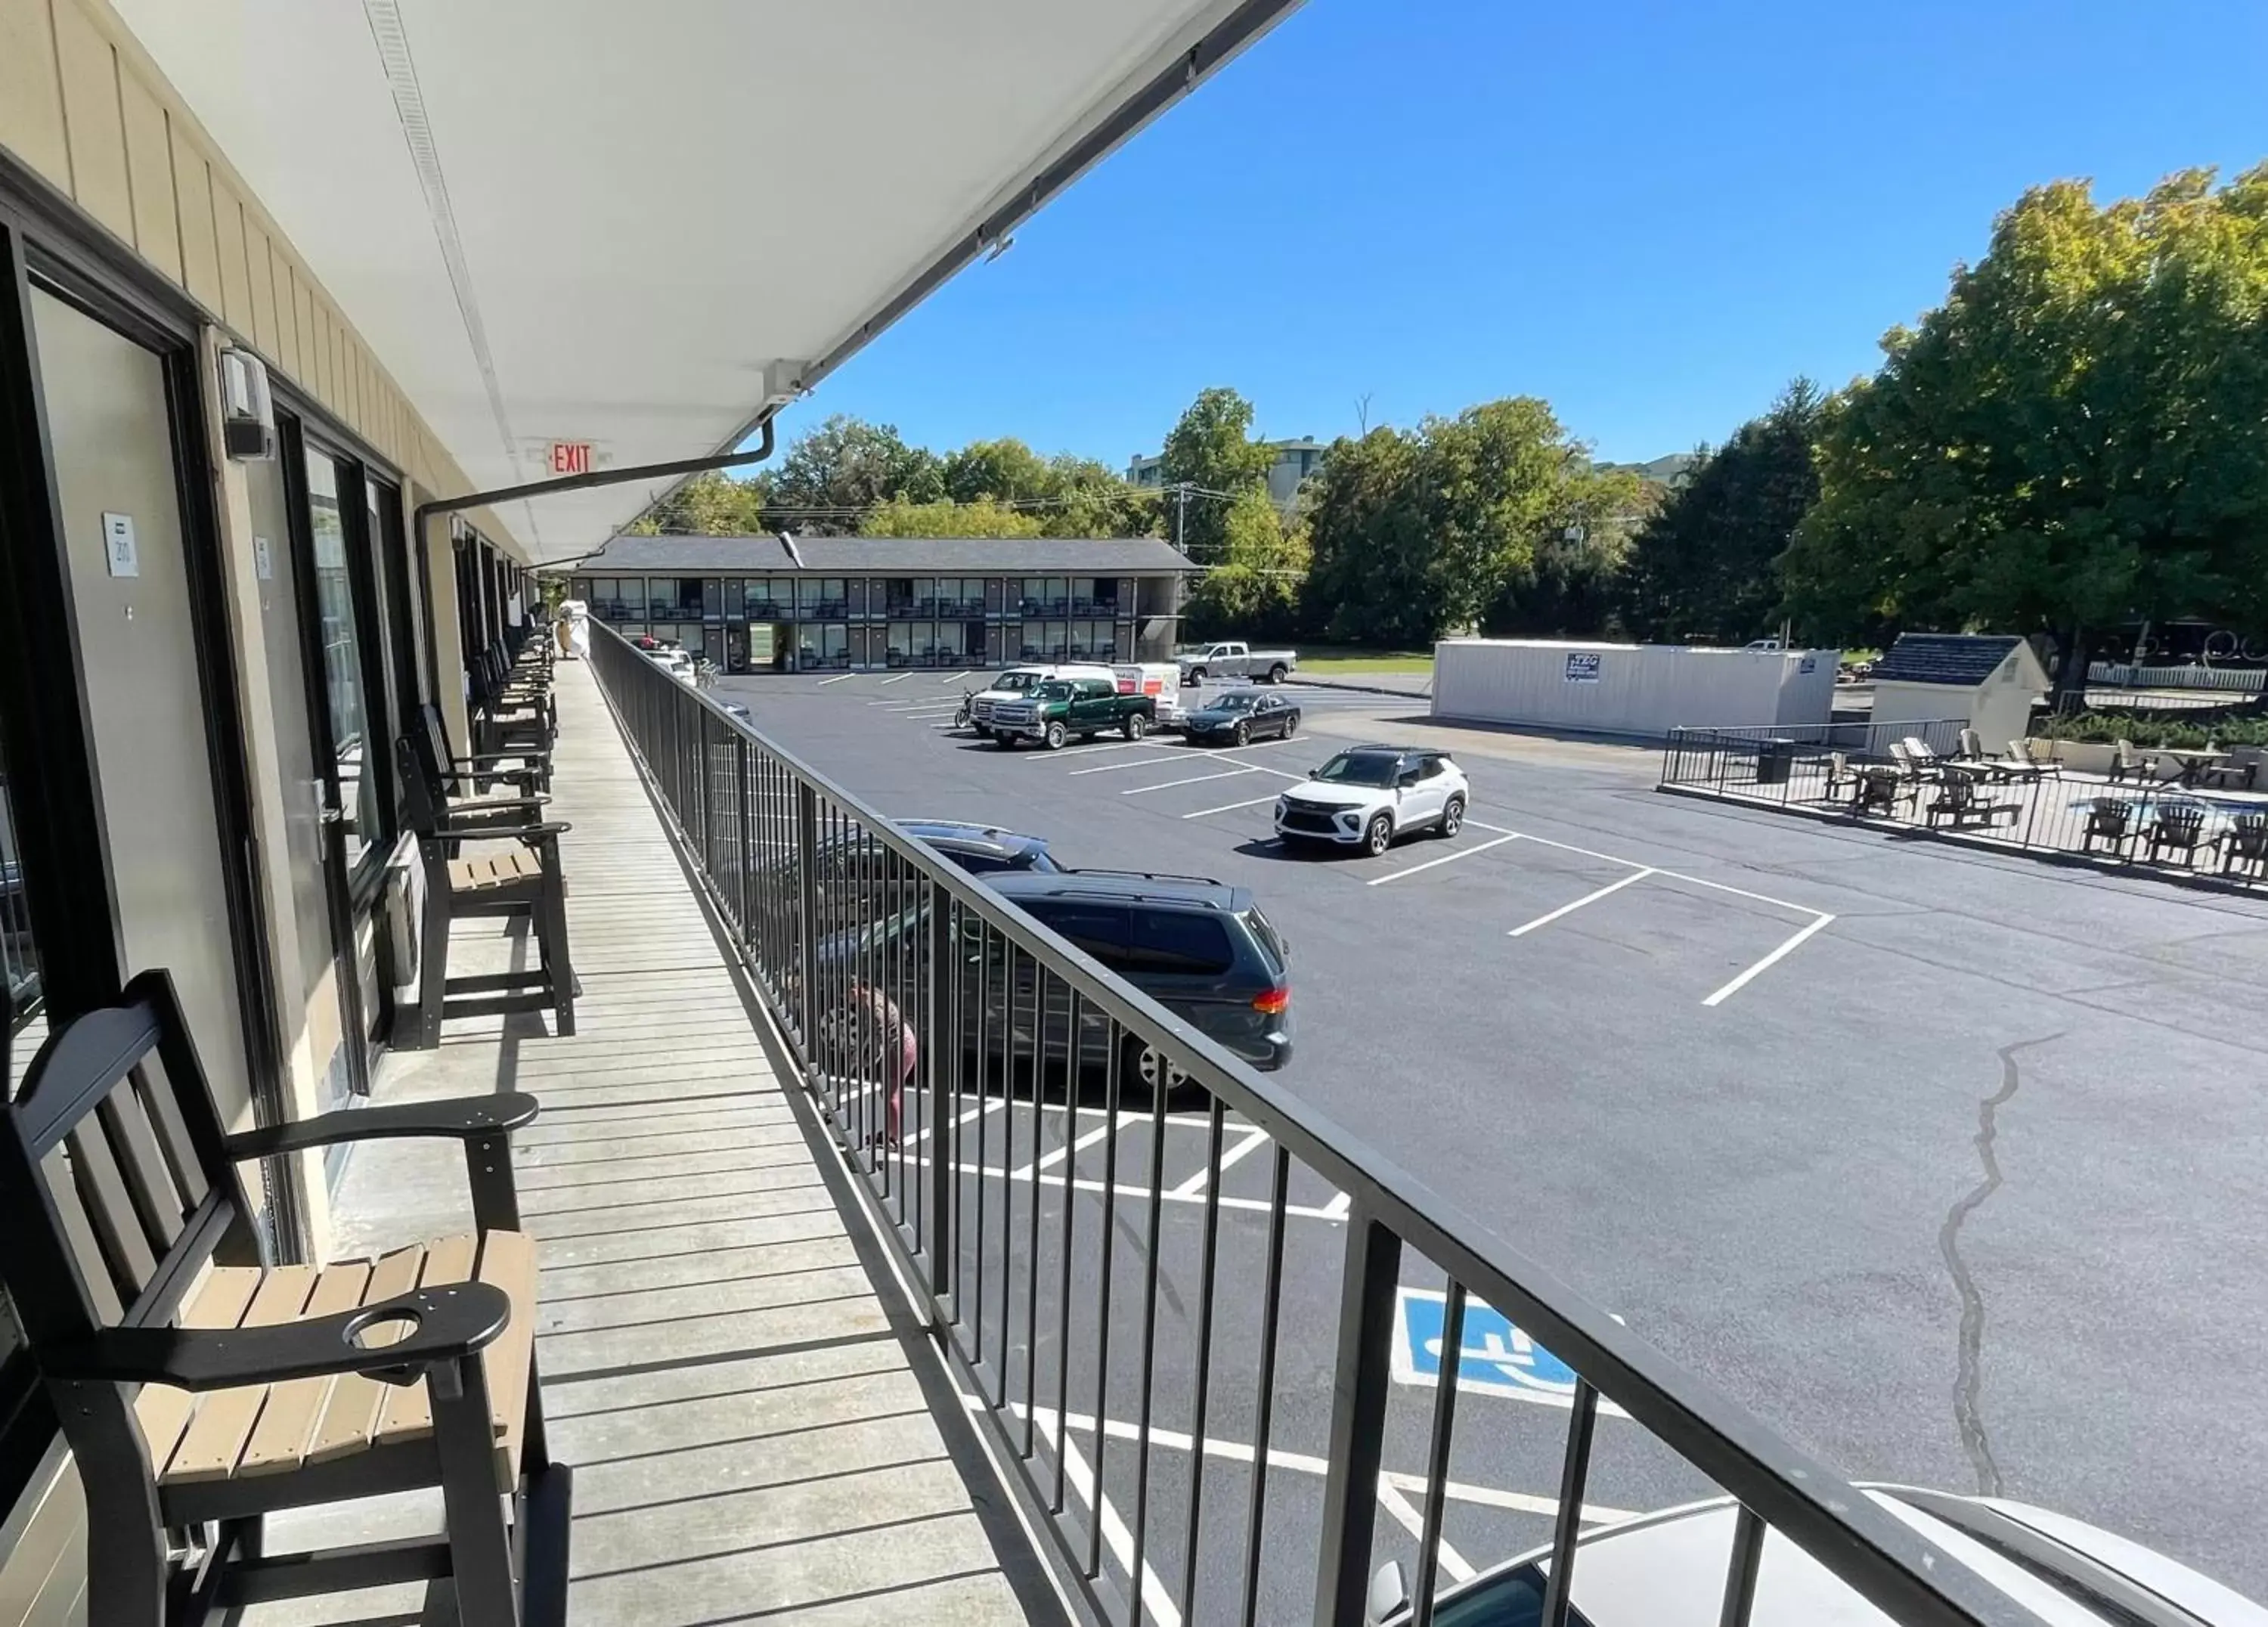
[398,737,577,1049]
[0,969,566,1624]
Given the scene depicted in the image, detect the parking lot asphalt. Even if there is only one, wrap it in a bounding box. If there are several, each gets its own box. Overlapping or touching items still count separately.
[711,668,2268,1604]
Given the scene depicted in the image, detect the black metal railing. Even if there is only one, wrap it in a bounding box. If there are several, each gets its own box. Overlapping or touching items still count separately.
[588,620,2049,1627]
[1662,720,2268,891]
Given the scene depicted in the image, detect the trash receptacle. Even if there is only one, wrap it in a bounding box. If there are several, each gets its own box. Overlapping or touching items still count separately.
[1755,738,1796,786]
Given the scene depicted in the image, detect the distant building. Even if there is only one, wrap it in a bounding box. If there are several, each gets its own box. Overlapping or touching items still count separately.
[1128,438,1327,510]
[563,533,1194,672]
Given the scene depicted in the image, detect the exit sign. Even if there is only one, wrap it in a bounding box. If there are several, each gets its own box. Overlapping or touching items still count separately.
[547,441,594,476]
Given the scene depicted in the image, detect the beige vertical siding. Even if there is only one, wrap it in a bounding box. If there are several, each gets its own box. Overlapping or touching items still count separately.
[0,0,529,562]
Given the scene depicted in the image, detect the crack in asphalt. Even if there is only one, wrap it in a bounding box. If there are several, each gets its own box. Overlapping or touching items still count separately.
[1938,1034,2061,1495]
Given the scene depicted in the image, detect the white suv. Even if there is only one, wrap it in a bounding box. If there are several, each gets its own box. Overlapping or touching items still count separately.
[1275,745,1468,855]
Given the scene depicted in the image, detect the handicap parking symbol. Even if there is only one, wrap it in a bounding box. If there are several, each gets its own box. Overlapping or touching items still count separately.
[1392,1287,1585,1409]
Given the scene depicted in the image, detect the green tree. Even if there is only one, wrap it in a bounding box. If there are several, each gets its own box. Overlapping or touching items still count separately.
[1158,387,1275,558]
[857,497,1044,538]
[1300,427,1431,644]
[1184,487,1309,639]
[762,414,943,532]
[1301,401,1613,643]
[1035,454,1161,539]
[1621,380,1825,642]
[1782,166,2268,695]
[1490,458,1644,637]
[625,469,769,535]
[943,437,1053,504]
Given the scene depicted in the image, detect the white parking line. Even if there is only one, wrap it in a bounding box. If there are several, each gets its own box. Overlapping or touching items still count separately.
[1167,1124,1269,1197]
[1182,794,1278,819]
[905,1095,1005,1147]
[1014,1113,1120,1181]
[912,1151,1343,1219]
[816,672,857,686]
[1377,1477,1476,1584]
[1507,868,1655,936]
[880,673,912,686]
[1368,833,1521,887]
[1703,913,1836,1006]
[1014,1404,1634,1525]
[1067,751,1191,776]
[938,670,972,684]
[1123,766,1263,796]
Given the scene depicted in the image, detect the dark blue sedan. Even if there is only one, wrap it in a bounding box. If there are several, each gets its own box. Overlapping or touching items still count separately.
[1182,689,1300,745]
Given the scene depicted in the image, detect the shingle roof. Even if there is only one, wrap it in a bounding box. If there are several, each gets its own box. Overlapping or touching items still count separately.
[1871,633,2024,686]
[563,534,1195,575]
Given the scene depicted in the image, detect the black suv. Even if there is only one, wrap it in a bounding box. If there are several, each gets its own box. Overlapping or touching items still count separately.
[897,820,1060,875]
[987,869,1292,1092]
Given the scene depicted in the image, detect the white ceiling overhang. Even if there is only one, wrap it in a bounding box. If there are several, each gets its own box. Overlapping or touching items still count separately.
[107,0,1304,562]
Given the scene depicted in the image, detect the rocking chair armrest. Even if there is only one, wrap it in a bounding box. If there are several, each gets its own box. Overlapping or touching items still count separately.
[448,749,550,768]
[58,1282,513,1390]
[442,820,572,843]
[440,797,550,822]
[225,1092,539,1160]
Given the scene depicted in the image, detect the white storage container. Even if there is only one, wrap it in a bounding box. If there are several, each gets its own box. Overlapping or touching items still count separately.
[1431,640,1841,737]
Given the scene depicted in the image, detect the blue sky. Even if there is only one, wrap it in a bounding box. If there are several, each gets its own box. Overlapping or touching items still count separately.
[778,0,2267,470]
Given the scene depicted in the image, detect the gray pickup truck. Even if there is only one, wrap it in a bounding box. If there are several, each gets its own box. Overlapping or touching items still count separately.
[1176,640,1298,686]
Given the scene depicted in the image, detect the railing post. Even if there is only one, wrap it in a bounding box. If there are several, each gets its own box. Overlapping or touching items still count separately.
[735,736,754,938]
[1313,1206,1402,1625]
[925,888,956,1304]
[796,781,820,1060]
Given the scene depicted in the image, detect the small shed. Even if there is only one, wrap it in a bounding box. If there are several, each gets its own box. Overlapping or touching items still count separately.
[1868,634,2050,748]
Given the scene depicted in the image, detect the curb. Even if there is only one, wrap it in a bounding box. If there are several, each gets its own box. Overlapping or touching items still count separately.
[1288,673,1435,701]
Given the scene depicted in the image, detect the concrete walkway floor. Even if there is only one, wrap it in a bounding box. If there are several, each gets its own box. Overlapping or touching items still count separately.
[249,660,1049,1625]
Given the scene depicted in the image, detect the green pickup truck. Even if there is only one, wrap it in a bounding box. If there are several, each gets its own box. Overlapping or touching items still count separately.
[987,677,1157,750]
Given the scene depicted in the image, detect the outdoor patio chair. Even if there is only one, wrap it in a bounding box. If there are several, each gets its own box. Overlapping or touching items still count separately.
[1925,774,2020,831]
[2006,739,2059,779]
[1823,751,1858,801]
[420,702,550,803]
[2195,745,2263,792]
[1850,766,1901,818]
[0,968,566,1625]
[398,739,577,1047]
[1956,728,1988,761]
[2146,804,2211,866]
[2215,812,2268,878]
[1885,740,1937,802]
[2108,739,2146,783]
[2081,798,2137,857]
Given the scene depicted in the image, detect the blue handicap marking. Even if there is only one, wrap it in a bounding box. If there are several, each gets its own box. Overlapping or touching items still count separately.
[1392,1287,1582,1408]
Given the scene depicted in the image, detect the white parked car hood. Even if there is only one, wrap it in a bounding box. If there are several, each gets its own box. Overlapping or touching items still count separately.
[1285,781,1393,810]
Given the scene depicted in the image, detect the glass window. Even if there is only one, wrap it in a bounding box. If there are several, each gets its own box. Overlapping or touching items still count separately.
[303,456,384,869]
[745,577,784,619]
[1128,908,1235,975]
[935,620,967,658]
[1024,900,1134,971]
[1020,577,1048,616]
[0,738,41,1028]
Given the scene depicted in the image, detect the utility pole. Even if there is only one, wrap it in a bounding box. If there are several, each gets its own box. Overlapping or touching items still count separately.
[1175,482,1189,556]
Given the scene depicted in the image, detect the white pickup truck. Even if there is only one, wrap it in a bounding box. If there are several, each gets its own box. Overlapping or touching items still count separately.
[1176,640,1298,686]
[958,663,1116,737]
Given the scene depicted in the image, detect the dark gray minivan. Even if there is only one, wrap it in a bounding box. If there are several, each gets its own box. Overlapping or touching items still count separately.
[808,869,1291,1098]
[984,869,1292,1093]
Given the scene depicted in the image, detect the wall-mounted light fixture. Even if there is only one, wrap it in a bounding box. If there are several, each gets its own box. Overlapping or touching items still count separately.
[217,347,277,461]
